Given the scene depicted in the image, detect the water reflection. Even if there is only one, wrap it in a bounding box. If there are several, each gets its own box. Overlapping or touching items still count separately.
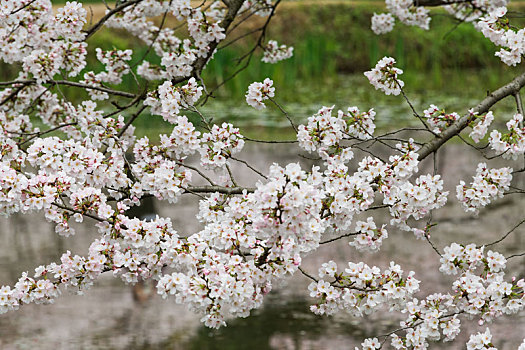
[181,296,376,350]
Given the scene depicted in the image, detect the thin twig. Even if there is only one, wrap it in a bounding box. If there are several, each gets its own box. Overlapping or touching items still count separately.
[485,217,525,247]
[84,0,144,40]
[268,97,298,133]
[320,232,359,245]
[230,156,268,179]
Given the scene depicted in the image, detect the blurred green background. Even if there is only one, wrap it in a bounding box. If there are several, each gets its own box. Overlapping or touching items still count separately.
[6,0,523,139]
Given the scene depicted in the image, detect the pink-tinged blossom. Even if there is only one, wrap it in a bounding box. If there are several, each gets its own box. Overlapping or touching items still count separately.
[476,7,525,66]
[470,111,494,143]
[136,61,168,81]
[350,217,388,253]
[95,48,133,84]
[488,113,525,159]
[200,123,244,169]
[364,57,404,96]
[246,78,275,110]
[456,163,512,214]
[53,1,86,42]
[80,71,109,101]
[23,48,63,84]
[297,105,375,157]
[309,261,420,318]
[262,40,294,63]
[240,0,274,17]
[423,104,460,134]
[145,78,203,123]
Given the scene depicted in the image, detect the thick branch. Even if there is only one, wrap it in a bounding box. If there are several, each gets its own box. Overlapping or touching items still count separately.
[418,72,525,160]
[413,0,472,6]
[173,0,247,84]
[187,186,255,195]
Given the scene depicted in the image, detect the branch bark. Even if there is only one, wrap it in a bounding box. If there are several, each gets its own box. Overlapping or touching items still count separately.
[413,0,472,6]
[187,186,255,195]
[172,0,247,84]
[418,72,525,160]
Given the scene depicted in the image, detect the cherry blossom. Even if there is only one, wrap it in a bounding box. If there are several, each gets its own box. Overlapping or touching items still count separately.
[365,56,404,96]
[0,0,524,348]
[262,40,294,63]
[245,78,275,110]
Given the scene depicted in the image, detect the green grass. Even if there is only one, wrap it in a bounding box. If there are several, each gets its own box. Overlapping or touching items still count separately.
[77,3,521,99]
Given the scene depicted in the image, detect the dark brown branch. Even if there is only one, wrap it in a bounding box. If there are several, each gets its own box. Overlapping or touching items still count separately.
[186,186,255,195]
[10,0,38,15]
[51,80,136,98]
[0,81,31,106]
[116,105,147,138]
[172,0,247,85]
[2,79,136,98]
[320,231,359,245]
[418,72,525,160]
[18,122,77,147]
[413,0,472,6]
[52,203,107,223]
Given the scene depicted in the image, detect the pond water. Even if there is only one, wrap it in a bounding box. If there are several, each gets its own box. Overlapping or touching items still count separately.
[0,139,524,349]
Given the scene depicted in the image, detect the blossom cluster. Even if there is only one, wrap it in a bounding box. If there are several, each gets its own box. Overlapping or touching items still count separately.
[131,136,192,203]
[0,216,183,314]
[1,0,524,347]
[297,105,376,156]
[439,243,506,275]
[443,0,507,23]
[378,1,525,67]
[456,163,513,214]
[309,261,420,317]
[240,0,275,17]
[381,243,524,349]
[145,78,203,124]
[5,1,89,82]
[95,48,133,84]
[488,113,525,159]
[386,173,448,231]
[349,217,388,253]
[364,57,404,96]
[200,123,245,168]
[261,40,294,63]
[477,7,525,66]
[467,328,495,350]
[384,0,431,30]
[422,104,460,134]
[80,71,109,101]
[440,243,524,323]
[371,12,395,35]
[245,78,275,110]
[470,111,494,143]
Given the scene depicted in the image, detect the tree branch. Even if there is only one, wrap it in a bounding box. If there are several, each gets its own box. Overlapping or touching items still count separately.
[413,0,473,7]
[84,0,144,40]
[186,186,255,195]
[418,72,525,160]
